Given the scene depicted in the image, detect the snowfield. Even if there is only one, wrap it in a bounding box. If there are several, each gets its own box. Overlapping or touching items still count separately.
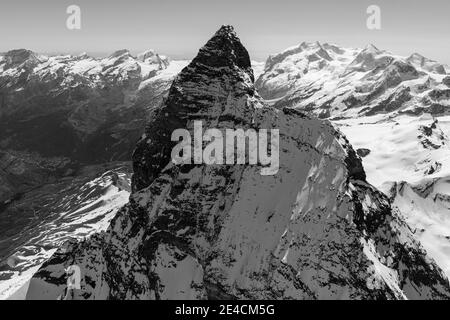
[336,114,450,279]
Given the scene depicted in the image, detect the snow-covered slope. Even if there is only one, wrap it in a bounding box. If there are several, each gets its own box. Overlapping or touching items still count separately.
[25,26,450,300]
[335,115,450,188]
[336,114,450,280]
[256,42,449,119]
[0,163,131,299]
[257,42,450,283]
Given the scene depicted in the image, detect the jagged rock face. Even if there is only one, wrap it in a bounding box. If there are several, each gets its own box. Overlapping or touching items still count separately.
[137,50,170,69]
[255,42,449,119]
[27,26,450,300]
[132,25,254,191]
[0,49,186,163]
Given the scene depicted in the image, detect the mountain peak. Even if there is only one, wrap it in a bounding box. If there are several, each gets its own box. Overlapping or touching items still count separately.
[299,41,323,50]
[215,24,237,37]
[131,25,256,191]
[108,49,131,59]
[137,50,156,62]
[407,52,446,74]
[409,52,425,59]
[191,25,251,71]
[6,48,35,56]
[363,44,381,54]
[407,52,440,65]
[2,49,43,69]
[76,52,91,60]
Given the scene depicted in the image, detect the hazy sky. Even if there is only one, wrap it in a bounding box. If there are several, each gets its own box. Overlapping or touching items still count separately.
[0,0,449,63]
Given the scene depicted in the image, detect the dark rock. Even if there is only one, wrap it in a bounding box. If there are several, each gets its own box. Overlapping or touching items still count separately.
[357,148,371,158]
[443,76,450,87]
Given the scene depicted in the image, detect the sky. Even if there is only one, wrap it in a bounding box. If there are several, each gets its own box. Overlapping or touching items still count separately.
[0,0,449,64]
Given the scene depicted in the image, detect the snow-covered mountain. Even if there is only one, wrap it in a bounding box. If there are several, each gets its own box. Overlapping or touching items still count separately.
[0,49,188,278]
[256,42,449,119]
[24,26,450,300]
[0,48,189,163]
[255,42,450,283]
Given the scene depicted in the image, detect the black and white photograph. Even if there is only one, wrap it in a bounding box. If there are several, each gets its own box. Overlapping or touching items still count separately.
[0,0,450,307]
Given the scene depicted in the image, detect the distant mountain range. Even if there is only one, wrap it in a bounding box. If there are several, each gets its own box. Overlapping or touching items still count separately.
[256,41,450,119]
[0,48,188,162]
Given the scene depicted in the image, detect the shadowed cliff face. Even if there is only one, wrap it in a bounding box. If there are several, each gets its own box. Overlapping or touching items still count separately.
[131,25,254,192]
[26,26,450,300]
